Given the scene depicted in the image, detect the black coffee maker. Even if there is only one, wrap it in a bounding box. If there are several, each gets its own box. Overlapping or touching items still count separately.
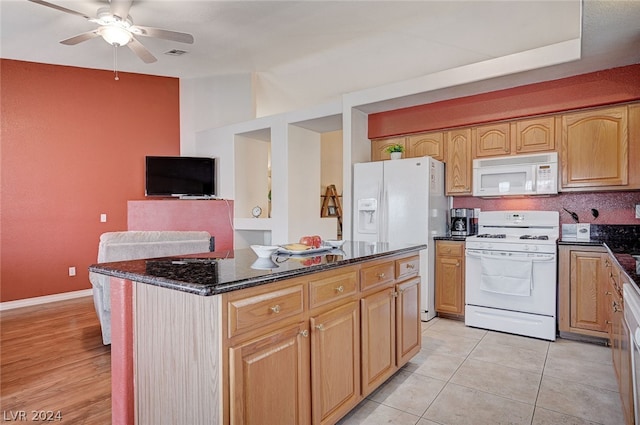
[450,208,477,237]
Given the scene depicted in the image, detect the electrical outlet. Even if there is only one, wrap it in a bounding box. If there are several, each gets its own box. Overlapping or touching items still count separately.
[636,204,640,219]
[68,267,76,277]
[100,213,107,223]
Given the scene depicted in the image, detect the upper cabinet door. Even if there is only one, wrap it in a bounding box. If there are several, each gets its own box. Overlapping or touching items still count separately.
[445,128,472,195]
[561,106,629,188]
[370,137,406,162]
[406,132,444,161]
[472,123,510,158]
[513,116,556,154]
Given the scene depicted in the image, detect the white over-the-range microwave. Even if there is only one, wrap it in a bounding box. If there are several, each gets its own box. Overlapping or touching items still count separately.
[472,152,558,197]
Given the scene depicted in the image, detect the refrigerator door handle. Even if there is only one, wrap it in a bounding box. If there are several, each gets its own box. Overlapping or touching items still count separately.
[377,181,383,241]
[382,183,389,243]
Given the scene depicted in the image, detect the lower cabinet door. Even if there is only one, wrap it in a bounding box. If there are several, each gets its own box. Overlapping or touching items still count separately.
[396,278,421,367]
[310,302,360,425]
[361,287,396,396]
[229,322,311,425]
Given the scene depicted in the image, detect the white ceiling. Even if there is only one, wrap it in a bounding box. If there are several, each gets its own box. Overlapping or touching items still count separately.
[1,0,639,113]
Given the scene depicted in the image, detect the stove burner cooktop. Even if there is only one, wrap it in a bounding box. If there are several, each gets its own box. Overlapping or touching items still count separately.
[476,234,506,239]
[519,235,549,240]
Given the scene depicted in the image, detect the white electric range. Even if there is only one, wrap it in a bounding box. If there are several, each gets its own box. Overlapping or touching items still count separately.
[464,211,559,340]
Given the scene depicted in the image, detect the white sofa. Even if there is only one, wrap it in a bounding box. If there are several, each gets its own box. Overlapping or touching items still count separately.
[89,231,213,345]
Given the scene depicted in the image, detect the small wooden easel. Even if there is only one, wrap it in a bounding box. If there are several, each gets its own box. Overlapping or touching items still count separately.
[321,185,343,236]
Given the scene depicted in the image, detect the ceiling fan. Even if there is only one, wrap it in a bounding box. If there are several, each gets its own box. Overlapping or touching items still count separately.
[27,0,194,64]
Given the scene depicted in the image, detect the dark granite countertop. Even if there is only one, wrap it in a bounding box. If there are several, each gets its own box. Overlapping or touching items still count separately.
[433,236,468,242]
[559,224,640,288]
[89,241,426,296]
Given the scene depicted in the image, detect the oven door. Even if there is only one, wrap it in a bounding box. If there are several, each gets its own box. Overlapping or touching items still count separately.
[465,248,557,316]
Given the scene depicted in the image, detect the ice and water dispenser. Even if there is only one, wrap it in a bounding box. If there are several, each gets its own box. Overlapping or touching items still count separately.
[357,198,378,234]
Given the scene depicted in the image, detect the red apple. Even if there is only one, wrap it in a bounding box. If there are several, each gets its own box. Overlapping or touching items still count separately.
[311,235,322,248]
[299,236,314,247]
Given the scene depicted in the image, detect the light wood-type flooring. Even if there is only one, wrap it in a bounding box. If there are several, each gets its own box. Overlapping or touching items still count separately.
[1,297,111,424]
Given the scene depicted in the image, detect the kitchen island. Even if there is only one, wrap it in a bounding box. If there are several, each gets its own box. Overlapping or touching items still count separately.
[90,241,426,425]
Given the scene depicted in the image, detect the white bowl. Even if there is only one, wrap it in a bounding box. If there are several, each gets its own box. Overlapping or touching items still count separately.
[250,245,280,258]
[324,239,346,248]
[251,257,279,270]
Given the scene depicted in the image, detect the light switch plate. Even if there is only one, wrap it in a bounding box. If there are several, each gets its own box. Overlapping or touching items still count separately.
[636,204,640,219]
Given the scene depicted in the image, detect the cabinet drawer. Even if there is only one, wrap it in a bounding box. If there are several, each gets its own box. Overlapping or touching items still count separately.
[437,241,463,256]
[227,285,304,338]
[396,255,420,280]
[361,261,395,291]
[309,269,358,309]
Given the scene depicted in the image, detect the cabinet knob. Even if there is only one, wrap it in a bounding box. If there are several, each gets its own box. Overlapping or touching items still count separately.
[315,324,325,331]
[612,301,620,312]
[270,305,281,314]
[377,272,385,279]
[406,263,415,269]
[299,329,309,338]
[391,291,399,298]
[335,285,344,293]
[456,262,460,267]
[605,291,612,296]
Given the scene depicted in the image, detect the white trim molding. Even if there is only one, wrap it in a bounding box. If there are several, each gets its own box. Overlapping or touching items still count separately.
[0,289,93,311]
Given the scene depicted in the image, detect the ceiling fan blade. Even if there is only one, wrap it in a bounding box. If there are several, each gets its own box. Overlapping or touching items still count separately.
[60,30,101,45]
[127,37,157,63]
[109,0,133,20]
[27,0,92,20]
[132,25,194,44]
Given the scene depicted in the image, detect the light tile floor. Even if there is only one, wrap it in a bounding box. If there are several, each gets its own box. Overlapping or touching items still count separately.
[338,317,624,425]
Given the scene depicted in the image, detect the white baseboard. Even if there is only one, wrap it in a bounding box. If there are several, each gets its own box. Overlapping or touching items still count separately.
[0,289,93,311]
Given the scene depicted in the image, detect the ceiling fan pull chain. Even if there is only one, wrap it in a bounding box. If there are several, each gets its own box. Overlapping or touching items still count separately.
[113,44,119,81]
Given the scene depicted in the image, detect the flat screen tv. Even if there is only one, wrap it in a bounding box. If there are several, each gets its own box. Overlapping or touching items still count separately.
[145,156,216,197]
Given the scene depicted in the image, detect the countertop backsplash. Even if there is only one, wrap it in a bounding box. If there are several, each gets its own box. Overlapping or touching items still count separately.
[562,224,640,241]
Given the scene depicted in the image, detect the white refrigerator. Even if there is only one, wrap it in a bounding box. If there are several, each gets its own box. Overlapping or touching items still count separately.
[353,157,448,321]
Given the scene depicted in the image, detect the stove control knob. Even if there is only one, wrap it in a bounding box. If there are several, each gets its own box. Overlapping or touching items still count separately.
[523,245,530,251]
[531,245,539,252]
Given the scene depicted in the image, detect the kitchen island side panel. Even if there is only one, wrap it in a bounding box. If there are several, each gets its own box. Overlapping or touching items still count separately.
[134,282,222,425]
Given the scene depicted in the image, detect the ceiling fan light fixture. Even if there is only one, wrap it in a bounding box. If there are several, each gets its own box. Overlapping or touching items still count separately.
[100,25,132,47]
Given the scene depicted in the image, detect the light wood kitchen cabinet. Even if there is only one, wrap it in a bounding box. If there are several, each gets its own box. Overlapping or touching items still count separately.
[310,301,360,425]
[370,136,407,161]
[445,128,472,195]
[360,285,396,396]
[472,122,511,157]
[435,240,465,316]
[560,106,629,189]
[360,255,422,396]
[228,321,311,425]
[406,131,444,161]
[513,116,556,154]
[221,253,422,425]
[472,117,556,158]
[395,277,421,365]
[605,257,635,425]
[558,245,609,338]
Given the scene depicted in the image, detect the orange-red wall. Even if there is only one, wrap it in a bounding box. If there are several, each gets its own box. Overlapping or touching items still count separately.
[369,64,640,138]
[1,59,180,302]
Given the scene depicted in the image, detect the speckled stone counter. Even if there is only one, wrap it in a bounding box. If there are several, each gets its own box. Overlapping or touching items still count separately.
[89,241,426,296]
[433,236,468,242]
[559,224,640,287]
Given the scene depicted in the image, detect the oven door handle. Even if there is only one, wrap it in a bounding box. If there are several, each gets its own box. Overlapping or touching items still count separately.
[466,249,555,262]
